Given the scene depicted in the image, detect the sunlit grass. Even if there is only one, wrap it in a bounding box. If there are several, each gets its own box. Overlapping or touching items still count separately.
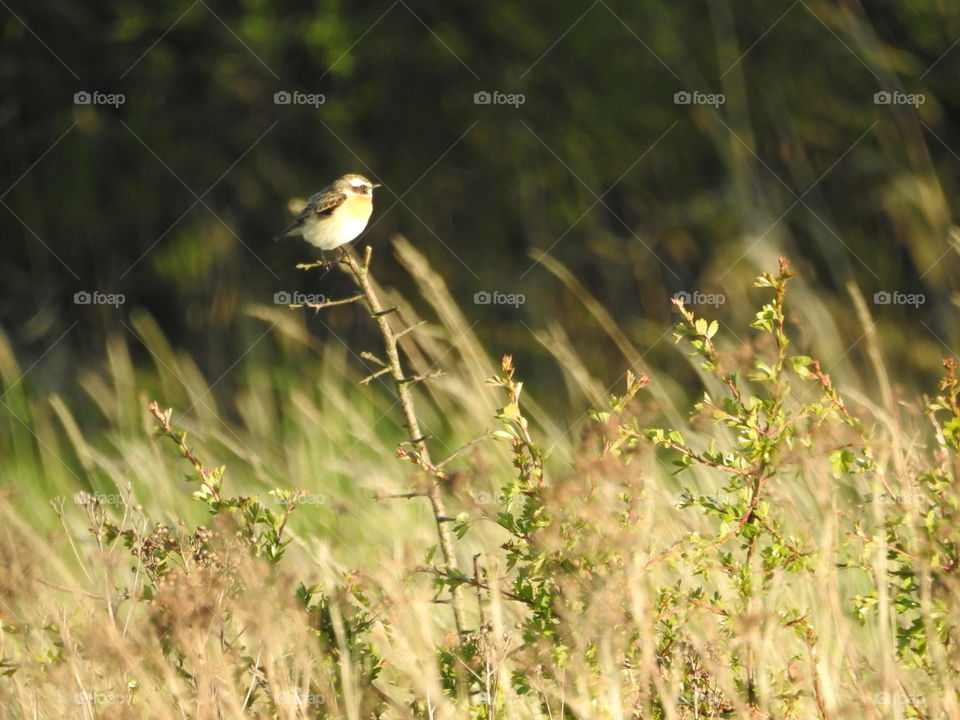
[0,250,957,719]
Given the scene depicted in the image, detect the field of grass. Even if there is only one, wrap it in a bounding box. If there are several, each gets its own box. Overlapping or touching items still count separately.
[1,248,958,719]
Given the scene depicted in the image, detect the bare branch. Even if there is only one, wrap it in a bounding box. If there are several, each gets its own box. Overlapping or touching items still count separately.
[301,244,468,642]
[402,435,432,445]
[373,490,427,501]
[292,294,364,312]
[395,320,428,339]
[360,351,387,367]
[360,366,391,385]
[398,370,444,385]
[295,257,347,272]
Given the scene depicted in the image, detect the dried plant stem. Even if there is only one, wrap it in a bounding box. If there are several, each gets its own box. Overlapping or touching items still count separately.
[337,245,468,640]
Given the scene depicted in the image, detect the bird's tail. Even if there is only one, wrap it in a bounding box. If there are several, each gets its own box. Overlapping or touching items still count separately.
[272,221,299,242]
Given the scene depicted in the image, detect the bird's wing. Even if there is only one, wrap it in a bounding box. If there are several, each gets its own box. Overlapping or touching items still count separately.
[274,189,348,239]
[309,189,348,216]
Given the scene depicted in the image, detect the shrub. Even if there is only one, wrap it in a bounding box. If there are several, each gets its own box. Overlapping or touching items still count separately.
[2,256,958,718]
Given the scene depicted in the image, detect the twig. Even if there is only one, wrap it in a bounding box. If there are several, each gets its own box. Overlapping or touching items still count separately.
[473,554,487,633]
[313,245,469,641]
[360,351,387,367]
[395,320,428,340]
[430,566,531,605]
[360,367,392,385]
[398,370,444,385]
[148,401,221,502]
[295,294,364,312]
[295,257,347,272]
[373,491,427,500]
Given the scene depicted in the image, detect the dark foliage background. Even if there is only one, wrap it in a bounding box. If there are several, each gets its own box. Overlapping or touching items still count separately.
[2,0,959,410]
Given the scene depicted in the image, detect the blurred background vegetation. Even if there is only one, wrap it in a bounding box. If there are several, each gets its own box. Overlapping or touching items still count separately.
[2,1,959,503]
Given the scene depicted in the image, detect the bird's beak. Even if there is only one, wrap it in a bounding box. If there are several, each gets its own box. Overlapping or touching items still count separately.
[372,183,382,188]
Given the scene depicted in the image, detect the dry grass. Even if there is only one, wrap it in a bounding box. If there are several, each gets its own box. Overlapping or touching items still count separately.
[0,249,957,719]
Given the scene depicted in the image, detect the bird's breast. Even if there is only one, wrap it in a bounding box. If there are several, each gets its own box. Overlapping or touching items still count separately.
[340,196,374,222]
[302,197,374,249]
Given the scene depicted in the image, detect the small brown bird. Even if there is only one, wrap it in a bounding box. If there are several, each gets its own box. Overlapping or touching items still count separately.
[275,174,380,250]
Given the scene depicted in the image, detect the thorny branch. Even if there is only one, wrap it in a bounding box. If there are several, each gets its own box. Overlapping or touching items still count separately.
[300,245,468,640]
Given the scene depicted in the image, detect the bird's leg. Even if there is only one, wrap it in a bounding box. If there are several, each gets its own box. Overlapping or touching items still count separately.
[316,250,337,270]
[322,248,354,269]
[296,249,349,272]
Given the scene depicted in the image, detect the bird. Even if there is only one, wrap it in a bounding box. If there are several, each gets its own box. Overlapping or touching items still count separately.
[275,174,380,250]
